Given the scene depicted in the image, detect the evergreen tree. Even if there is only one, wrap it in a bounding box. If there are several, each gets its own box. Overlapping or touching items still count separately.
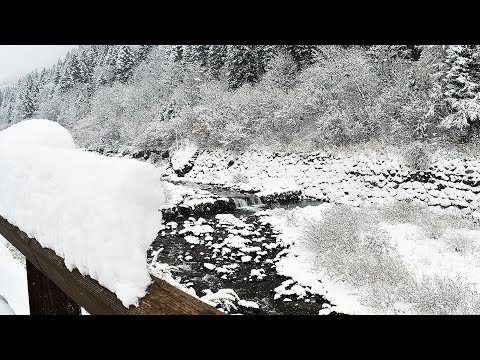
[171,45,184,62]
[69,53,84,83]
[225,45,262,89]
[135,45,155,64]
[80,47,97,83]
[443,45,480,101]
[206,45,227,78]
[367,45,423,62]
[281,45,319,70]
[115,45,136,83]
[441,45,480,132]
[59,67,74,92]
[19,74,39,118]
[99,46,119,84]
[190,45,209,66]
[52,64,62,86]
[257,45,279,74]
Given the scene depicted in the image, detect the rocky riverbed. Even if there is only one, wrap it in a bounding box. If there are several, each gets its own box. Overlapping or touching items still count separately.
[147,210,336,315]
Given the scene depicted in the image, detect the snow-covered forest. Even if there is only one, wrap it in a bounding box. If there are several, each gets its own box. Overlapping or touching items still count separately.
[2,45,480,153]
[3,45,480,315]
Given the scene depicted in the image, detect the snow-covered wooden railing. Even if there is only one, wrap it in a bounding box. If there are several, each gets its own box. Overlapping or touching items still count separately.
[0,215,222,315]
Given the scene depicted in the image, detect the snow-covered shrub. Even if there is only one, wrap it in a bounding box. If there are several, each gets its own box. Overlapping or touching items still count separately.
[403,142,431,171]
[411,274,480,315]
[302,206,401,283]
[299,203,480,314]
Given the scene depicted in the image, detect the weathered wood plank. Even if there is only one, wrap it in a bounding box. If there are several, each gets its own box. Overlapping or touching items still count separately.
[26,259,81,315]
[0,215,222,315]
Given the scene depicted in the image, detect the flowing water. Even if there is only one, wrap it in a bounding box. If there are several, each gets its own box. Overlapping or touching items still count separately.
[148,180,333,315]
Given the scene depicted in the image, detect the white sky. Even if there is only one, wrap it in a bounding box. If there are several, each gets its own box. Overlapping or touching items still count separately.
[0,45,78,84]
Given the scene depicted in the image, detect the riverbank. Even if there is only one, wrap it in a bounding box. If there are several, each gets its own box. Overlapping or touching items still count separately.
[87,145,480,314]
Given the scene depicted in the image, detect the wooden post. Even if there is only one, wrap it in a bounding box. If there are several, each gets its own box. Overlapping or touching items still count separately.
[26,259,81,315]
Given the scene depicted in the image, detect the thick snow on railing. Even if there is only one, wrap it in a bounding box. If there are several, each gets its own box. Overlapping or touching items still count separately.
[0,120,166,307]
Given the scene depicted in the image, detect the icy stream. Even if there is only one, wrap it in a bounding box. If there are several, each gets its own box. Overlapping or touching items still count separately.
[148,182,333,315]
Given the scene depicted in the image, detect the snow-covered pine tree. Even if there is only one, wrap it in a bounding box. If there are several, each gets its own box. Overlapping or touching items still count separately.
[0,87,14,123]
[80,46,97,84]
[170,45,184,62]
[115,45,136,83]
[441,45,480,132]
[18,73,39,118]
[206,45,227,78]
[225,45,262,89]
[192,45,209,67]
[69,53,84,84]
[367,45,423,62]
[6,90,16,123]
[52,63,62,86]
[281,45,319,71]
[98,46,119,84]
[135,45,155,64]
[59,66,75,92]
[257,45,279,74]
[181,45,195,63]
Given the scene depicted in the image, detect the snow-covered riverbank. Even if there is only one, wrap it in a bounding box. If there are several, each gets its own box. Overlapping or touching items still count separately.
[161,147,480,218]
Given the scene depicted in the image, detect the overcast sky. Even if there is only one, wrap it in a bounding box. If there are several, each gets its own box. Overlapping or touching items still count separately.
[0,45,77,84]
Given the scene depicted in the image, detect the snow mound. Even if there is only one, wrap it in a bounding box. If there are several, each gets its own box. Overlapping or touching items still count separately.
[170,140,198,172]
[0,120,166,307]
[0,119,75,149]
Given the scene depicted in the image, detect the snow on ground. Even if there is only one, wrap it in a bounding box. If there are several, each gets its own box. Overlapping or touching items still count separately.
[170,140,198,172]
[257,203,480,315]
[0,235,28,315]
[0,120,166,307]
[383,223,480,290]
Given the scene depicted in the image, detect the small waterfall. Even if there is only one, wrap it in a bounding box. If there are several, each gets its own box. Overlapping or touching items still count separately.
[233,195,264,210]
[233,198,249,208]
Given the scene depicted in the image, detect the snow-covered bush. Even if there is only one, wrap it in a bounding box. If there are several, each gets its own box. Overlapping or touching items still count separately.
[300,203,480,314]
[411,274,480,315]
[403,142,431,171]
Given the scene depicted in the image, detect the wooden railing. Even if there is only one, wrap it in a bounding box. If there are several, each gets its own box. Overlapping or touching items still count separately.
[0,215,222,315]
